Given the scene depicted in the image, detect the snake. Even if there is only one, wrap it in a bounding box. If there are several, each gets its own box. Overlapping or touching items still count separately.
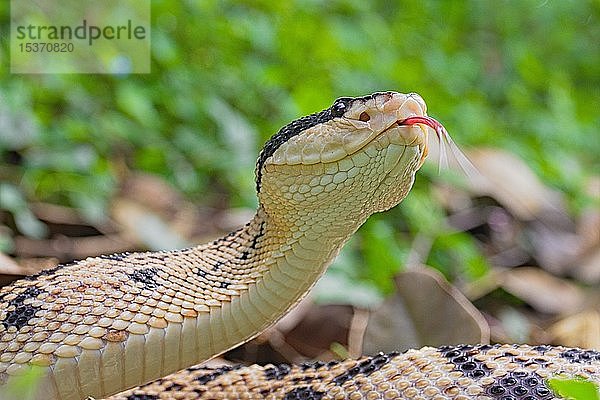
[0,91,598,400]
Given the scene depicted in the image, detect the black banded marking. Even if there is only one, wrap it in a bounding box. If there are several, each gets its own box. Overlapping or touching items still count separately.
[440,344,493,379]
[1,286,44,330]
[240,220,266,260]
[264,363,291,380]
[165,383,183,392]
[300,360,327,371]
[194,365,240,385]
[99,251,132,262]
[250,221,266,250]
[332,352,397,386]
[484,371,553,399]
[439,344,565,399]
[255,108,337,191]
[283,386,325,400]
[128,267,159,289]
[560,348,600,364]
[125,394,159,400]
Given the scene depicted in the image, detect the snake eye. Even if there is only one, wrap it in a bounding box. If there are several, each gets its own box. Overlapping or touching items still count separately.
[331,99,349,117]
[359,112,370,122]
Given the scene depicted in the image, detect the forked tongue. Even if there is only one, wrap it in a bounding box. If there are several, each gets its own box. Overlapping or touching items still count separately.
[398,116,480,181]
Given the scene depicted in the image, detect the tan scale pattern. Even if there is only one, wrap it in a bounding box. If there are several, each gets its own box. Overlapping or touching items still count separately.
[112,345,600,399]
[0,210,300,398]
[0,218,275,392]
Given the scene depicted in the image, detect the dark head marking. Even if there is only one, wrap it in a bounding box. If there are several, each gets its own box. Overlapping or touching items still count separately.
[254,93,382,192]
[255,107,336,192]
[330,97,353,117]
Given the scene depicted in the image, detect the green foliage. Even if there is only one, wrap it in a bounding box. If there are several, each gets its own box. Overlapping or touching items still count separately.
[0,365,45,400]
[1,1,598,295]
[548,377,600,400]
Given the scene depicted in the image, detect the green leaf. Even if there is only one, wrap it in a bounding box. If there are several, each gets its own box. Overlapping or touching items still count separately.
[548,377,600,400]
[0,365,46,400]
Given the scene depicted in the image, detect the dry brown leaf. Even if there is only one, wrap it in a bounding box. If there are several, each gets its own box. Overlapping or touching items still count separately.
[467,149,566,221]
[0,255,59,287]
[30,202,89,225]
[572,247,600,285]
[14,233,132,261]
[119,173,184,215]
[501,267,585,314]
[0,251,27,275]
[282,303,353,359]
[527,220,582,275]
[363,266,489,354]
[549,310,600,349]
[577,176,600,252]
[111,198,190,251]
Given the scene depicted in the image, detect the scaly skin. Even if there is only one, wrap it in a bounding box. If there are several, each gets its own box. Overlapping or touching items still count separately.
[0,92,597,400]
[112,345,600,400]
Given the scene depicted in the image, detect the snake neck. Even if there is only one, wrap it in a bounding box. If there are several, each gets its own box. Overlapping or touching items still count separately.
[199,207,360,295]
[203,204,365,282]
[192,204,366,357]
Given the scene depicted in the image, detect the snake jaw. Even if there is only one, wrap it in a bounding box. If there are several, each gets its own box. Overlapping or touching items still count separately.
[395,115,448,167]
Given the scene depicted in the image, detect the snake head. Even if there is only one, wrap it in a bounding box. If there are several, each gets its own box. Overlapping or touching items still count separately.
[256,92,443,226]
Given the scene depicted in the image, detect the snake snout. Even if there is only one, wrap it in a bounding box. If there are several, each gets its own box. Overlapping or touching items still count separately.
[406,92,427,113]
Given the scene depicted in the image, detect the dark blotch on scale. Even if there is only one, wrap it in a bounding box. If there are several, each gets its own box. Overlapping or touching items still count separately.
[484,371,553,400]
[264,364,292,380]
[440,344,493,379]
[283,386,325,400]
[241,221,267,260]
[165,383,183,391]
[100,252,131,261]
[332,352,396,386]
[2,286,44,330]
[195,365,239,385]
[128,267,159,289]
[126,395,159,400]
[560,348,600,364]
[300,360,327,371]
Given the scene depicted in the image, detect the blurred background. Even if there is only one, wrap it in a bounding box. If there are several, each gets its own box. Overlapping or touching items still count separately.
[0,0,599,365]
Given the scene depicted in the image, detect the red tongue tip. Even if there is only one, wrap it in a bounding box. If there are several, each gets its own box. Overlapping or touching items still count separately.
[398,116,448,139]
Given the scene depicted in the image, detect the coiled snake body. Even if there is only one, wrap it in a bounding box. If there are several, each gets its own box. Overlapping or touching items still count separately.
[0,92,598,399]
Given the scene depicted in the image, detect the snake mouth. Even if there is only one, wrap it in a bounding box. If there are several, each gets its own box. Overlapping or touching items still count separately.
[397,116,448,138]
[395,115,448,165]
[395,115,478,178]
[375,115,446,167]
